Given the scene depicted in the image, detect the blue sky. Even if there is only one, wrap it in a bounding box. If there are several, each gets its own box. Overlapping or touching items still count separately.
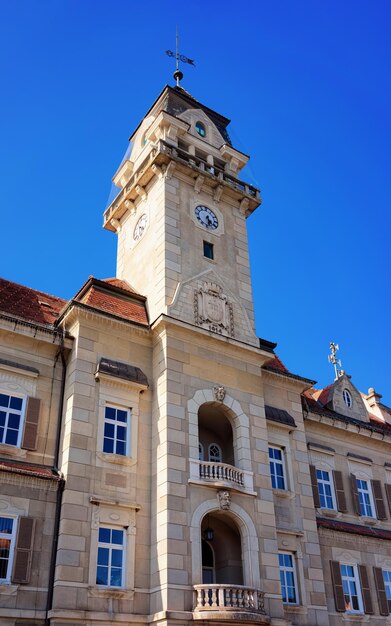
[1,1,390,403]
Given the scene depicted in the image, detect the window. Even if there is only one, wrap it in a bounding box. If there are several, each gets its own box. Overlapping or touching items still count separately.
[343,389,352,408]
[383,571,391,614]
[0,393,25,447]
[203,241,214,260]
[278,552,298,604]
[199,442,205,461]
[340,564,363,613]
[269,446,286,490]
[316,469,336,509]
[96,527,125,587]
[195,121,206,137]
[0,517,16,582]
[208,443,222,463]
[356,479,375,517]
[103,405,130,456]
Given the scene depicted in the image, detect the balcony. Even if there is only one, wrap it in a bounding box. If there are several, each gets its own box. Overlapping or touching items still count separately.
[193,584,269,623]
[189,460,255,494]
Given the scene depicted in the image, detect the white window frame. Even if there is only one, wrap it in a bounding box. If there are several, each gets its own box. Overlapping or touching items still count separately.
[0,392,26,448]
[103,404,131,457]
[356,478,376,518]
[0,516,17,583]
[208,443,222,463]
[316,468,337,510]
[269,445,287,490]
[343,389,353,408]
[340,563,364,613]
[96,525,126,588]
[278,551,299,605]
[382,570,391,614]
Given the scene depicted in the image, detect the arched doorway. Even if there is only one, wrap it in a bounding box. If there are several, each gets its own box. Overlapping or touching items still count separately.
[201,512,243,585]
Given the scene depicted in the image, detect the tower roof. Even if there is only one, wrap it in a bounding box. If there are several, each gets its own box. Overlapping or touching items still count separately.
[129,85,232,146]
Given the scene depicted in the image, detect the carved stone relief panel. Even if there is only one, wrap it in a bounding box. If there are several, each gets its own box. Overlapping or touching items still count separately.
[194,282,234,337]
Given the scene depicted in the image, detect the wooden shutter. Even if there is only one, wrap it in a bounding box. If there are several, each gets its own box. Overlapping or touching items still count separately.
[372,480,387,520]
[330,560,346,612]
[358,565,373,614]
[350,473,361,515]
[310,465,320,508]
[385,484,391,516]
[373,567,389,616]
[333,470,347,512]
[21,397,40,450]
[12,517,35,584]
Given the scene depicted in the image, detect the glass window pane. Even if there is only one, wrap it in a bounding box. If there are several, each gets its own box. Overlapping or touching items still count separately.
[105,407,116,420]
[10,397,22,410]
[99,528,110,543]
[117,410,127,423]
[96,565,108,585]
[0,395,9,408]
[112,530,123,545]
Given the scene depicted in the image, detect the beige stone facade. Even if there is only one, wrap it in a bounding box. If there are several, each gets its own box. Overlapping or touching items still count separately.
[0,84,390,626]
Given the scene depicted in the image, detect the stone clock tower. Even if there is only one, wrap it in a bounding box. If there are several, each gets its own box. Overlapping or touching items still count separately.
[104,84,262,347]
[101,84,287,625]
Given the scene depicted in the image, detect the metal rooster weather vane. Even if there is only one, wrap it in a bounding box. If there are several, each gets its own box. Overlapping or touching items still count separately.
[165,28,195,87]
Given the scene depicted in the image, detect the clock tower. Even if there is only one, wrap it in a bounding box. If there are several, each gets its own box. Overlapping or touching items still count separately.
[102,84,280,622]
[104,84,262,347]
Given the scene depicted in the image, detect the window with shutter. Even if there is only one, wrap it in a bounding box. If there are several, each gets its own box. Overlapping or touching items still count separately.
[340,563,364,613]
[385,484,391,516]
[333,471,347,512]
[21,397,40,450]
[310,465,320,508]
[330,560,346,612]
[358,564,373,614]
[371,480,387,520]
[316,468,337,510]
[0,517,17,582]
[373,567,390,616]
[0,393,26,448]
[12,517,35,584]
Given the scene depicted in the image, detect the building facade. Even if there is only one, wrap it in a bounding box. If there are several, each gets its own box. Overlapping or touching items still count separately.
[0,83,390,626]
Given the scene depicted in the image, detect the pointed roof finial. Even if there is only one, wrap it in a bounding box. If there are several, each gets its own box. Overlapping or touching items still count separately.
[165,26,195,87]
[328,342,343,381]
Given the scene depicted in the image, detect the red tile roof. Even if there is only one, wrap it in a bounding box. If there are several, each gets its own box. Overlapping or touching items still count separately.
[102,277,139,295]
[263,355,289,373]
[0,276,149,328]
[0,278,66,326]
[81,286,148,326]
[0,459,62,481]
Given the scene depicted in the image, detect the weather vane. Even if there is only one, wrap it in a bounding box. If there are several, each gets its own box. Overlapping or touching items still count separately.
[328,342,343,380]
[165,27,195,87]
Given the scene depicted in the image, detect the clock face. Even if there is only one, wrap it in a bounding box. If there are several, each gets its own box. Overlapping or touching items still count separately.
[133,213,148,241]
[195,205,219,230]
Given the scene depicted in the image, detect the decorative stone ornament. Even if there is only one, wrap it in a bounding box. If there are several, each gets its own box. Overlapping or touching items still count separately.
[194,282,234,337]
[213,385,226,402]
[218,490,231,510]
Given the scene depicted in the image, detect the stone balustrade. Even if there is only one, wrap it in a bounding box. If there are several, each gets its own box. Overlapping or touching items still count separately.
[194,584,266,614]
[189,459,255,493]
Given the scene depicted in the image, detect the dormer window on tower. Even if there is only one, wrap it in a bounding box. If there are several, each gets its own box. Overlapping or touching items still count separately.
[343,389,352,408]
[195,121,206,137]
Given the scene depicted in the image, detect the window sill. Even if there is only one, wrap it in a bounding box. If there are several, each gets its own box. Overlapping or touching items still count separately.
[273,489,295,500]
[318,507,340,519]
[361,516,378,526]
[96,452,133,466]
[342,612,368,622]
[0,444,26,459]
[0,583,18,596]
[283,604,306,614]
[88,585,134,600]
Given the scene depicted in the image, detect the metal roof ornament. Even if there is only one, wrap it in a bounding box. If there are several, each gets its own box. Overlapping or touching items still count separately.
[165,27,195,87]
[328,342,343,381]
